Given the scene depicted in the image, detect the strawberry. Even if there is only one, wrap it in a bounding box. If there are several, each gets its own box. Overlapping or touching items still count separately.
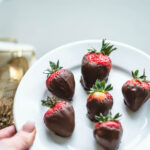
[41,97,75,137]
[86,80,113,121]
[122,70,150,111]
[44,60,75,100]
[94,112,123,150]
[81,39,117,90]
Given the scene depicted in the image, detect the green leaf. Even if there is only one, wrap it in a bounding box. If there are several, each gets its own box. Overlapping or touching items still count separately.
[101,81,105,90]
[131,69,149,83]
[43,60,63,77]
[132,70,139,79]
[105,84,113,91]
[88,48,97,53]
[100,39,117,56]
[89,80,113,94]
[113,113,122,121]
[135,70,139,77]
[41,96,57,108]
[57,60,59,68]
[95,112,122,123]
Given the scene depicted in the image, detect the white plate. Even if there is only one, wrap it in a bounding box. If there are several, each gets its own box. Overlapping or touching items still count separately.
[14,40,150,150]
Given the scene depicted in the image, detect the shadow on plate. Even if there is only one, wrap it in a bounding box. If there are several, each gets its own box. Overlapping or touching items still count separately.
[124,99,145,118]
[86,114,95,128]
[94,141,105,150]
[112,65,131,76]
[45,129,71,144]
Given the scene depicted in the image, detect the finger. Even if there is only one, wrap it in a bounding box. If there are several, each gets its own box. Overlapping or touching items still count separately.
[10,121,36,150]
[0,125,16,140]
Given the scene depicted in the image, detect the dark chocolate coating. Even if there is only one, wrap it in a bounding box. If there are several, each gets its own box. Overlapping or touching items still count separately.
[44,102,75,137]
[94,125,123,150]
[122,83,150,111]
[81,56,110,90]
[87,98,113,121]
[49,69,75,101]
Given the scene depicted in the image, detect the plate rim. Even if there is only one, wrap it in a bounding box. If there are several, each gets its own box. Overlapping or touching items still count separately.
[14,39,150,128]
[13,39,150,149]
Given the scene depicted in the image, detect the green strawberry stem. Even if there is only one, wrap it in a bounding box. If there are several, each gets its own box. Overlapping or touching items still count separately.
[88,39,117,56]
[43,60,63,78]
[88,80,113,94]
[132,69,150,83]
[41,96,57,108]
[95,112,122,123]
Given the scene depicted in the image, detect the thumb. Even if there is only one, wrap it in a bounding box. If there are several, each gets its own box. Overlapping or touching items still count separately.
[10,121,36,150]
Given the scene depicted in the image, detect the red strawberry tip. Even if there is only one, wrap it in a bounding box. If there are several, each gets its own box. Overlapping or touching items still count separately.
[95,112,122,129]
[95,120,121,129]
[85,52,112,69]
[44,101,67,117]
[46,69,65,87]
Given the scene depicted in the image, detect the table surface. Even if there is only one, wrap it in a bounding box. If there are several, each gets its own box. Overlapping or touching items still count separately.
[0,0,150,58]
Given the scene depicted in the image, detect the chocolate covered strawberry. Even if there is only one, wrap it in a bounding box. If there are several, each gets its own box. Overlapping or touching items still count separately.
[44,60,75,100]
[122,70,150,111]
[94,112,123,150]
[87,80,113,121]
[41,97,75,137]
[81,39,117,90]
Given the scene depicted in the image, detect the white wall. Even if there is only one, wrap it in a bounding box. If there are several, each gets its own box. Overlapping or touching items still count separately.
[0,0,150,58]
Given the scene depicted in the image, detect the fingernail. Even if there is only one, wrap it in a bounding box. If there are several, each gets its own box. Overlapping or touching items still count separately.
[22,121,35,133]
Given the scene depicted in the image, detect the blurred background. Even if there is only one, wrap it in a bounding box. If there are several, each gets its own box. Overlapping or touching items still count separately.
[0,0,150,58]
[0,0,150,128]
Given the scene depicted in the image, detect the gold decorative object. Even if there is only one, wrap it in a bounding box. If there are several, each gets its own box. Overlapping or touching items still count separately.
[0,38,35,129]
[0,37,18,43]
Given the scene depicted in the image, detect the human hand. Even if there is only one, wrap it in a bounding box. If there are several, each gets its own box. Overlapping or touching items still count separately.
[0,121,36,150]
